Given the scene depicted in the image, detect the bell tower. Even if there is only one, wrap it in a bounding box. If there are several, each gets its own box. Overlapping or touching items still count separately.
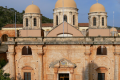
[23,2,42,30]
[88,1,107,29]
[53,0,78,28]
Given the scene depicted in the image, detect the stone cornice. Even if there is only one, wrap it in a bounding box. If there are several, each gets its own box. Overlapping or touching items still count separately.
[4,37,120,45]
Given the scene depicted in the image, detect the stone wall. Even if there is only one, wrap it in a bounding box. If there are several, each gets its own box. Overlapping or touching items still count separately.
[3,37,120,80]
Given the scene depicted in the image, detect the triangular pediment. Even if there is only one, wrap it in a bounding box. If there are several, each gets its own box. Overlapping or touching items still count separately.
[49,58,76,68]
[47,21,84,37]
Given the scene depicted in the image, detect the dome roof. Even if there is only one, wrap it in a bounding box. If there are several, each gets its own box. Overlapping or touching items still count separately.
[55,0,77,8]
[90,3,105,12]
[110,27,117,32]
[25,4,40,13]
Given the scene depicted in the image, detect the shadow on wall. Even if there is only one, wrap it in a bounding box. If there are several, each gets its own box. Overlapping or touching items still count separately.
[82,62,106,80]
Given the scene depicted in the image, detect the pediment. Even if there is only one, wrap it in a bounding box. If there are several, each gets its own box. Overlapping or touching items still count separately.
[47,21,84,37]
[49,58,76,68]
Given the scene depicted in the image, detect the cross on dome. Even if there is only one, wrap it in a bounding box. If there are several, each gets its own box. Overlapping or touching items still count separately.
[32,1,34,4]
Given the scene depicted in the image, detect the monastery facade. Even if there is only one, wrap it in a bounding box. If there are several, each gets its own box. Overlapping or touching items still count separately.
[1,0,120,80]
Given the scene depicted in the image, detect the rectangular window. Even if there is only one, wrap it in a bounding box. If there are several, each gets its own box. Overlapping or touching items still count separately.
[24,72,31,80]
[98,73,105,80]
[102,17,104,26]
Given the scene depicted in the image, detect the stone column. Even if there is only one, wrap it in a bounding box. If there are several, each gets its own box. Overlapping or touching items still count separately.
[84,45,91,80]
[98,15,100,28]
[70,68,74,80]
[114,45,120,80]
[8,52,15,79]
[114,52,119,80]
[38,49,44,80]
[54,68,58,80]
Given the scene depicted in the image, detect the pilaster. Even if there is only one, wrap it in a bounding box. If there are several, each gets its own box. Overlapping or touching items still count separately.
[114,45,120,80]
[84,45,91,80]
[7,45,16,79]
[38,48,44,80]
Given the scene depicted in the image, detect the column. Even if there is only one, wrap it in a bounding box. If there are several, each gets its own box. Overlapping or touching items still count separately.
[70,68,74,80]
[8,52,15,79]
[84,45,91,80]
[114,52,119,80]
[38,52,43,80]
[114,45,120,80]
[54,68,58,80]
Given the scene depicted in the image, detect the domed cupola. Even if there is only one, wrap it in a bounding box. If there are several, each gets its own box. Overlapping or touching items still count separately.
[88,2,107,29]
[23,2,42,30]
[25,4,40,13]
[53,0,78,28]
[90,3,105,13]
[55,0,77,8]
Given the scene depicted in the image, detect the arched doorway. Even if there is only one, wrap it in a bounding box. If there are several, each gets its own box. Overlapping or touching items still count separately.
[1,34,8,42]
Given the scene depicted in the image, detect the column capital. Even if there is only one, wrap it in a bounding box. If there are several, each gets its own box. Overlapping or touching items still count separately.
[69,68,74,74]
[84,52,91,55]
[37,49,44,55]
[54,68,58,74]
[6,52,15,55]
[37,52,44,55]
[114,52,120,55]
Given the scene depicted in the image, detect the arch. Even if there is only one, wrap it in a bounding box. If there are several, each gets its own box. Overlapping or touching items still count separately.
[97,46,107,55]
[95,67,108,71]
[22,66,33,70]
[26,18,28,27]
[56,15,58,25]
[22,46,32,55]
[34,18,37,26]
[64,15,67,22]
[102,17,104,26]
[1,34,8,42]
[73,15,75,25]
[93,17,96,26]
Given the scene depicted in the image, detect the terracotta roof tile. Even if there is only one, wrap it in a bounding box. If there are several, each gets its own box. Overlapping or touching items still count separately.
[3,24,23,28]
[42,23,53,27]
[3,23,89,28]
[117,30,120,33]
[3,23,53,28]
[78,23,89,27]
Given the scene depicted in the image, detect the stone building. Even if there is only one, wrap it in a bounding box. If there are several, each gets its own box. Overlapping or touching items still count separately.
[1,0,120,80]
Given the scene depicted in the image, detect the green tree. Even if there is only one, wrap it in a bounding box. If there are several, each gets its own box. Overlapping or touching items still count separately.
[0,59,10,80]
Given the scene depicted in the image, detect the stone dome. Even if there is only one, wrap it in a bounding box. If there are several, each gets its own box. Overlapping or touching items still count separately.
[55,0,77,8]
[90,3,105,12]
[110,27,117,32]
[25,4,40,13]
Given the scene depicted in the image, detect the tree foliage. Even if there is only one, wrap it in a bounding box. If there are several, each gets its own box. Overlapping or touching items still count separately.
[0,6,53,30]
[0,59,10,80]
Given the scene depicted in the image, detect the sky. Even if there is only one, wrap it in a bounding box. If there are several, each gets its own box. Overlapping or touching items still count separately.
[0,0,120,27]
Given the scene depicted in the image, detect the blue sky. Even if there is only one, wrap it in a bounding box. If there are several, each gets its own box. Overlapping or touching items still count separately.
[0,0,120,27]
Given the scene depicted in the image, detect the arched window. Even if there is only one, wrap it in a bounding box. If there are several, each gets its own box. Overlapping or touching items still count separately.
[93,17,96,26]
[56,15,58,25]
[73,15,75,25]
[102,17,104,26]
[22,46,32,55]
[64,15,67,22]
[1,34,8,42]
[97,46,107,55]
[34,18,37,26]
[26,18,28,27]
